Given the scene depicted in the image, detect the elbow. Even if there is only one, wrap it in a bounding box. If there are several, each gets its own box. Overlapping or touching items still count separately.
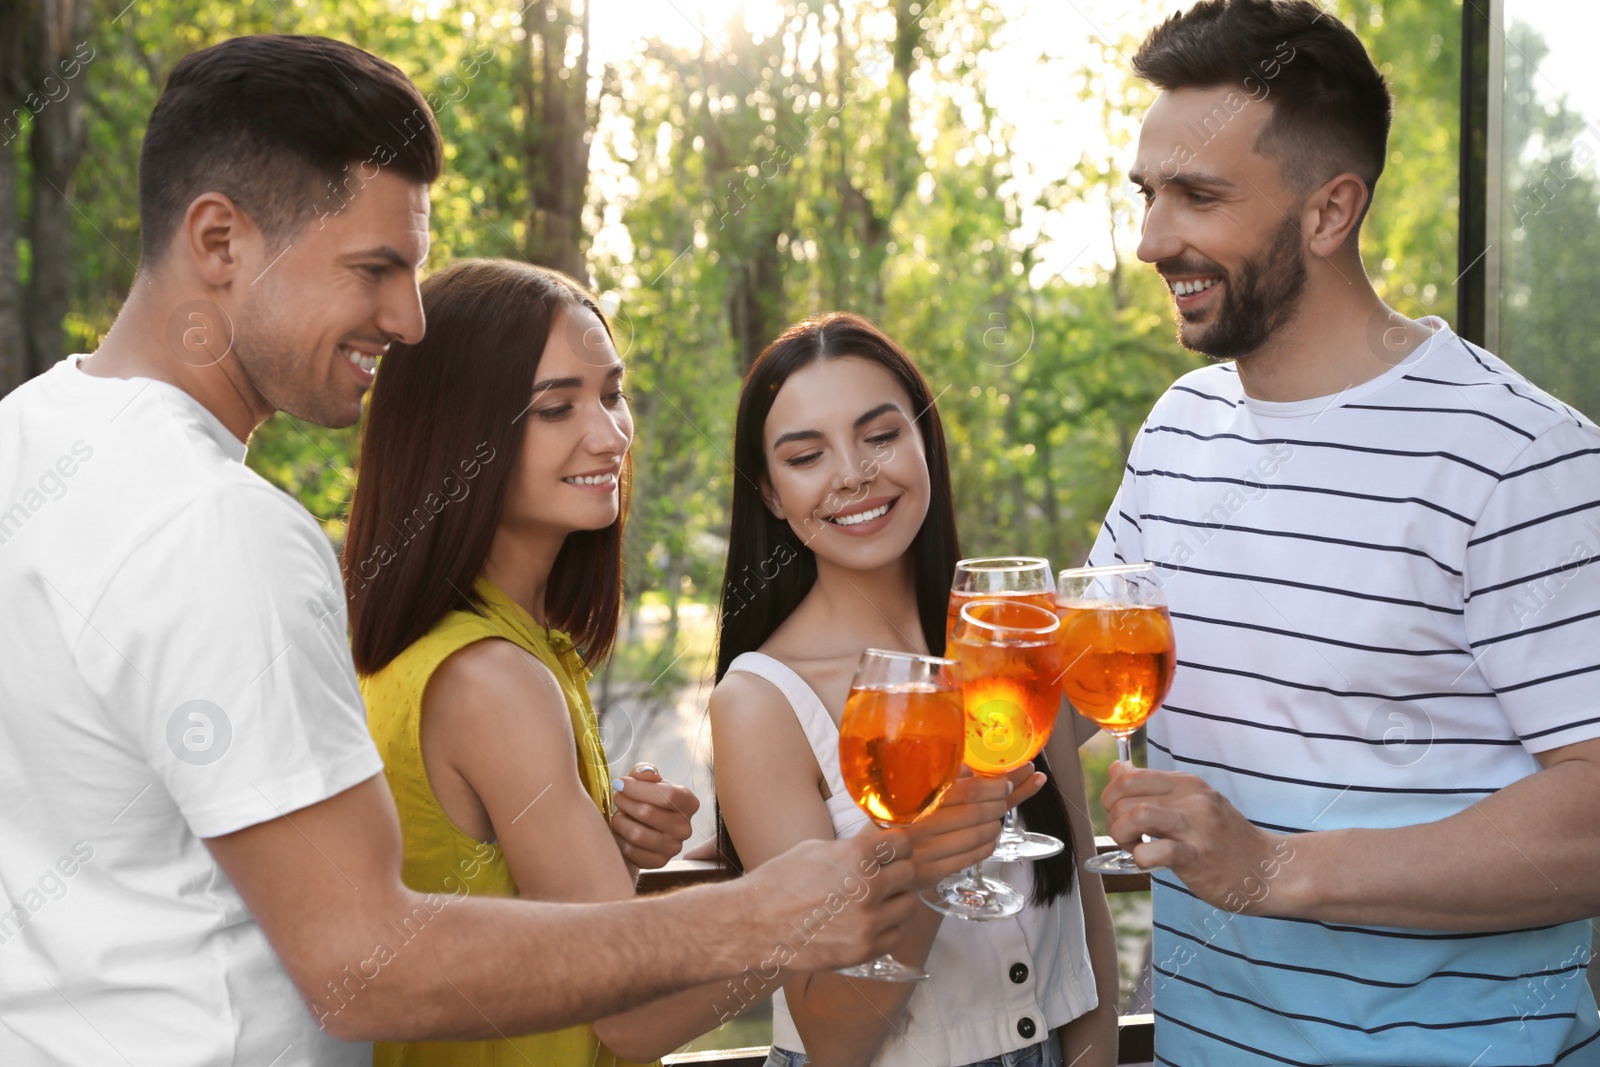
[592,1017,670,1063]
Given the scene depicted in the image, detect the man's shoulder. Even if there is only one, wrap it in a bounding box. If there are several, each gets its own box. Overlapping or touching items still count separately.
[1392,330,1598,446]
[1141,363,1246,430]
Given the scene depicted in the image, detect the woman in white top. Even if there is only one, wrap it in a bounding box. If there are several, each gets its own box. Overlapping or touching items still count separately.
[709,313,1119,1067]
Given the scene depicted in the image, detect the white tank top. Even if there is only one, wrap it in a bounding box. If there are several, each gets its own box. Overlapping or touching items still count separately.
[725,652,1099,1067]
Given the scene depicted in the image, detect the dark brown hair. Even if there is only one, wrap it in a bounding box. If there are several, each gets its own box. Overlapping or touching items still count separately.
[711,312,1076,904]
[344,259,629,676]
[1134,0,1392,207]
[139,34,442,263]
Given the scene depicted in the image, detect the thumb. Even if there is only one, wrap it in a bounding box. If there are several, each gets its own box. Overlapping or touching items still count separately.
[629,762,663,783]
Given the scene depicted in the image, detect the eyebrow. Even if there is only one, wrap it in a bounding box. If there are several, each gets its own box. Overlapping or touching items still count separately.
[347,246,421,271]
[772,402,907,448]
[1129,170,1236,190]
[531,362,625,395]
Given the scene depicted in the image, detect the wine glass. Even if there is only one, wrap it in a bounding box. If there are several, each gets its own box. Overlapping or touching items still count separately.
[837,648,966,981]
[925,598,1064,921]
[946,557,1064,863]
[1055,563,1177,875]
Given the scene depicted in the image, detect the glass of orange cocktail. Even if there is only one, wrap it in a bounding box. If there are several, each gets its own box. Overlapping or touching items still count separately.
[945,557,1064,863]
[1055,563,1177,875]
[837,648,965,980]
[925,598,1064,921]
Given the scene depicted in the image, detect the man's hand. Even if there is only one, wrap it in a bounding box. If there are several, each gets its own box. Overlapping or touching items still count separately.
[740,830,921,973]
[901,765,1040,889]
[1103,762,1297,914]
[610,763,699,871]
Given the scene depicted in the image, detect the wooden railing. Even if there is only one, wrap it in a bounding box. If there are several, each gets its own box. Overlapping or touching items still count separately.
[639,837,1156,1066]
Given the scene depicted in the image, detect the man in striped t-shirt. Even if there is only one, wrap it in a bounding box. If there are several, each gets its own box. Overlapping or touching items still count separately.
[1096,2,1600,1064]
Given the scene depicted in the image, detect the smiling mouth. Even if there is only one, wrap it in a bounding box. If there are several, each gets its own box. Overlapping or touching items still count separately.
[564,473,617,487]
[827,499,896,527]
[340,344,382,372]
[1169,276,1222,297]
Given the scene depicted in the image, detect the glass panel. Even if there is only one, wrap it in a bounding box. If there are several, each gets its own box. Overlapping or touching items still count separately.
[1496,1,1600,418]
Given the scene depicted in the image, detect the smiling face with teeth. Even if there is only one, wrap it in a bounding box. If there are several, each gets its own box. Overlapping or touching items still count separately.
[759,356,932,575]
[227,169,431,429]
[497,304,632,555]
[1130,87,1312,362]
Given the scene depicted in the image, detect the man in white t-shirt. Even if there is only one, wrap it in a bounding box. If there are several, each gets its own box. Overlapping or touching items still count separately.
[1094,2,1600,1064]
[0,34,1021,1067]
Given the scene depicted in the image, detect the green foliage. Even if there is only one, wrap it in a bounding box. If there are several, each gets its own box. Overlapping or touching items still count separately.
[40,0,1477,671]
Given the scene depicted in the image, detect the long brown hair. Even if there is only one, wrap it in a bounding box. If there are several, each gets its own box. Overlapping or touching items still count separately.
[344,258,630,675]
[711,312,1076,904]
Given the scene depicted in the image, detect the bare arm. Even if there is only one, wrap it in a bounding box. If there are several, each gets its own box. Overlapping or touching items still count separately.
[711,672,1022,1067]
[1103,736,1600,930]
[204,773,921,1043]
[1042,728,1119,1067]
[419,639,730,1058]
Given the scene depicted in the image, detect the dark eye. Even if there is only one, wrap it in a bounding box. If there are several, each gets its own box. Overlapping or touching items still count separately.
[866,429,900,448]
[604,389,628,407]
[784,452,821,468]
[1188,191,1215,205]
[535,404,573,422]
[361,264,388,280]
[1134,185,1153,203]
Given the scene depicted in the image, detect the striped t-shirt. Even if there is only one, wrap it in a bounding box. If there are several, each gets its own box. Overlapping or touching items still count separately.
[1089,318,1600,1066]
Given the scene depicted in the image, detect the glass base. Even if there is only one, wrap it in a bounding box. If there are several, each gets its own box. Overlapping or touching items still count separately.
[837,954,930,982]
[1084,848,1146,874]
[991,830,1065,863]
[922,872,1026,921]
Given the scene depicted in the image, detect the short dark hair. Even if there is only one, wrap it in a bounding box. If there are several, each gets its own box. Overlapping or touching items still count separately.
[345,259,628,677]
[138,35,442,264]
[1134,0,1392,203]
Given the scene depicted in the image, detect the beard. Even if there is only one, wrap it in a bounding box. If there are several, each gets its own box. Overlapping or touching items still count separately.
[1172,216,1308,362]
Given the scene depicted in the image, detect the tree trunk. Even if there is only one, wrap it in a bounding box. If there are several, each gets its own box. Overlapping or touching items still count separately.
[520,0,592,281]
[25,0,92,375]
[0,0,29,394]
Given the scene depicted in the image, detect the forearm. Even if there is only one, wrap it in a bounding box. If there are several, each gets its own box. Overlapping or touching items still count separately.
[786,904,944,1067]
[1270,757,1600,930]
[1060,879,1120,1067]
[594,978,749,1061]
[315,880,758,1041]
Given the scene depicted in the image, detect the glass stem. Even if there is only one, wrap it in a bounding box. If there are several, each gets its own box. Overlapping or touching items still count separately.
[1116,731,1134,768]
[1000,807,1023,841]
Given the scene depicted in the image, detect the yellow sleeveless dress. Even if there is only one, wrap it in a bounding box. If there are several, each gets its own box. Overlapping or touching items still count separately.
[361,575,656,1067]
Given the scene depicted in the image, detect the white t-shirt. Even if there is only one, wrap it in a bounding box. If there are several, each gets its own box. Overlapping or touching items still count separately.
[1090,320,1600,1065]
[0,356,383,1065]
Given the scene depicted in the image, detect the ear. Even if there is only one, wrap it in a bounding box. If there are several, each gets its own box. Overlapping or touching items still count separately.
[758,475,787,521]
[180,192,261,288]
[1301,172,1369,259]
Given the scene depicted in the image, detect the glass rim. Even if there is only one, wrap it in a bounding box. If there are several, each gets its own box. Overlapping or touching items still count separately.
[1056,562,1158,581]
[955,555,1051,573]
[858,647,958,667]
[954,597,1060,637]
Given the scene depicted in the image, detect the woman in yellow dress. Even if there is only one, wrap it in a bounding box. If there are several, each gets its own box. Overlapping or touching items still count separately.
[342,259,728,1066]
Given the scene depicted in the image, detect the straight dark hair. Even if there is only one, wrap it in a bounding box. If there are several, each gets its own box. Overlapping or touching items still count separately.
[1134,0,1392,213]
[345,259,629,676]
[712,312,1075,905]
[139,34,443,264]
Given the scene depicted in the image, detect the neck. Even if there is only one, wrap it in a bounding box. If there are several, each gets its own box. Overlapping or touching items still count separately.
[1231,261,1436,403]
[83,274,273,443]
[809,550,927,654]
[482,524,566,627]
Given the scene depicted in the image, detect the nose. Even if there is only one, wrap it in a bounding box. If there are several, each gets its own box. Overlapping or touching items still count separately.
[585,399,632,457]
[834,452,867,496]
[380,275,427,346]
[1135,195,1182,266]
